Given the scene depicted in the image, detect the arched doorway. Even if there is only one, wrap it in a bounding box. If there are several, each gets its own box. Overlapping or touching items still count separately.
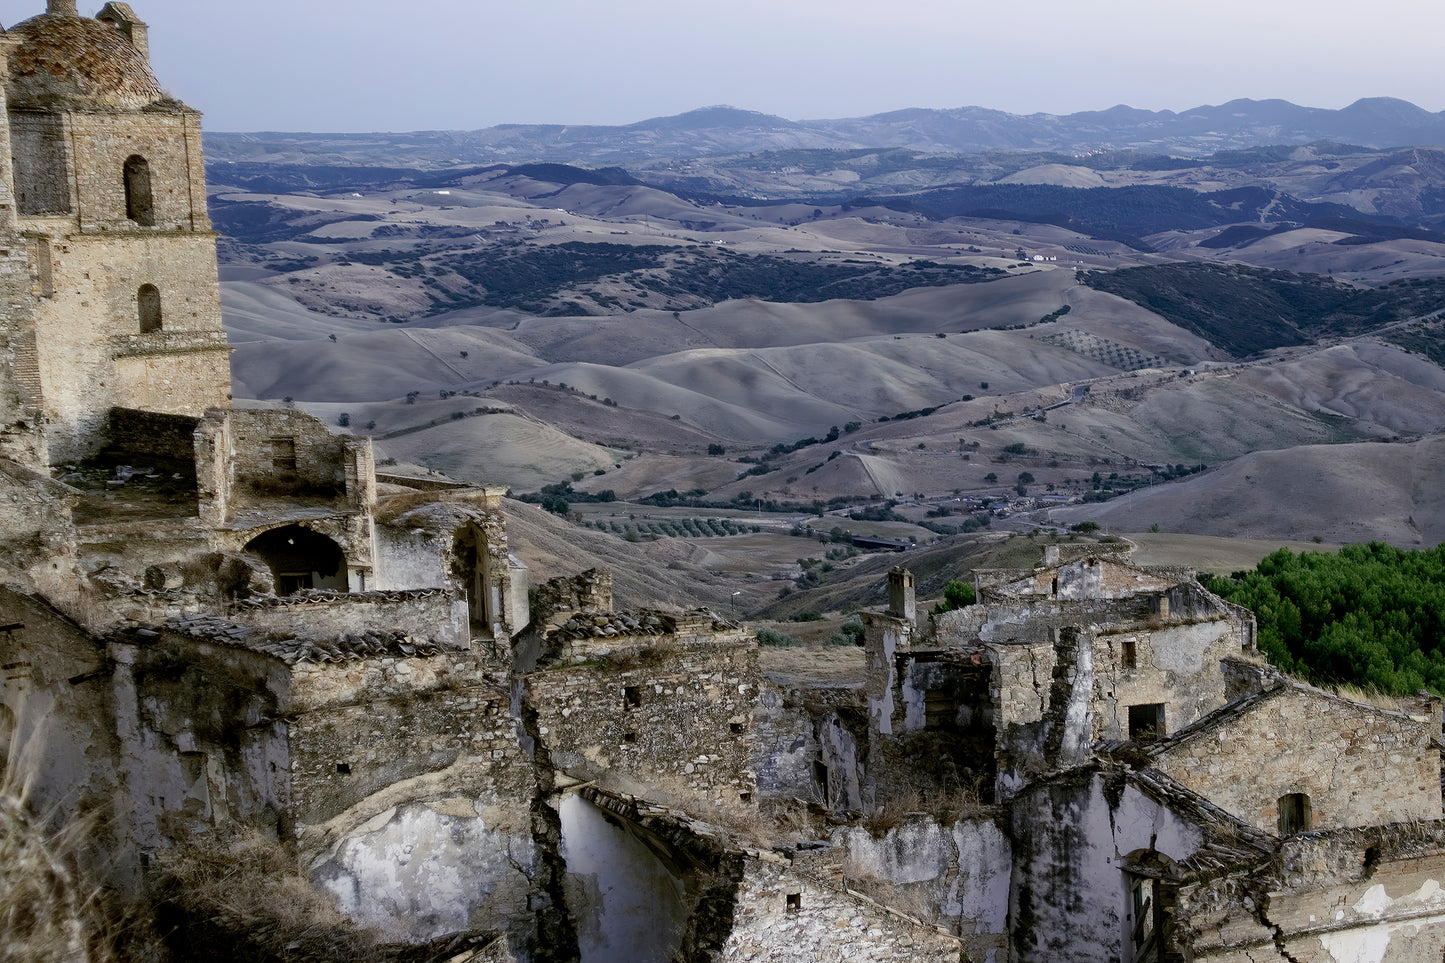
[243,525,347,595]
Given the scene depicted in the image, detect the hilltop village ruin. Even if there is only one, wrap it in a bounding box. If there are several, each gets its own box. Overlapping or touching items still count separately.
[1,4,1445,962]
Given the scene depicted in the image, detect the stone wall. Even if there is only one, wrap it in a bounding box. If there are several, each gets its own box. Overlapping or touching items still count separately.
[529,625,760,807]
[287,653,519,826]
[103,406,198,466]
[1179,823,1445,962]
[230,589,466,650]
[834,815,1012,962]
[1151,685,1442,832]
[28,231,229,462]
[720,856,962,963]
[1089,618,1250,742]
[754,683,868,813]
[0,586,128,881]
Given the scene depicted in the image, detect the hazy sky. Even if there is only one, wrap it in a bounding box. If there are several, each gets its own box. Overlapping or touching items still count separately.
[9,0,1444,132]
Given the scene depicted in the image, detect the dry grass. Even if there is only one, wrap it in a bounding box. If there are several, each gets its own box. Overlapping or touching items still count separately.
[864,779,989,836]
[0,707,156,963]
[150,829,388,963]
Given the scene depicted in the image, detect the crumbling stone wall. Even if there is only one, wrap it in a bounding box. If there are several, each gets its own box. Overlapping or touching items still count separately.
[529,620,759,807]
[1007,768,1210,963]
[1151,685,1442,832]
[230,589,466,650]
[830,815,1012,960]
[287,652,518,827]
[0,586,128,880]
[1090,617,1252,741]
[1177,823,1445,962]
[224,407,362,500]
[720,855,962,962]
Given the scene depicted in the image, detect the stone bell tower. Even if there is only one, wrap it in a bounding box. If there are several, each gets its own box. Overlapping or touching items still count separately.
[0,0,231,467]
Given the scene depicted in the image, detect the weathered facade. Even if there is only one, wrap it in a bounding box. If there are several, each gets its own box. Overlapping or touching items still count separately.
[3,5,1445,963]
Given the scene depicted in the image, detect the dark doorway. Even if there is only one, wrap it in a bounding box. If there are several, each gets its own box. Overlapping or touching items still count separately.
[123,155,155,226]
[451,523,496,639]
[243,525,346,595]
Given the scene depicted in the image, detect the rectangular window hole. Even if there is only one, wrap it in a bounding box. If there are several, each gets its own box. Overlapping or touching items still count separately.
[1121,638,1137,669]
[623,732,637,743]
[786,893,801,912]
[730,722,744,734]
[1128,703,1165,742]
[623,686,641,709]
[336,762,351,775]
[270,437,297,472]
[739,791,752,803]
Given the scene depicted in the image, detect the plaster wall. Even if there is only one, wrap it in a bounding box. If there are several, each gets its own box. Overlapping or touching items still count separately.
[839,815,1011,961]
[1008,771,1205,963]
[314,798,538,945]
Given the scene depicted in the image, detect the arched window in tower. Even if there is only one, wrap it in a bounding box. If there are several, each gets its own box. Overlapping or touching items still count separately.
[138,284,162,333]
[123,155,155,226]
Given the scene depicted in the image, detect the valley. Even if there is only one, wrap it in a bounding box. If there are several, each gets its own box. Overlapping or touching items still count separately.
[209,124,1445,613]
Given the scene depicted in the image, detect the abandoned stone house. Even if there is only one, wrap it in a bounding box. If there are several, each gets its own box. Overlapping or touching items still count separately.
[2,4,1445,963]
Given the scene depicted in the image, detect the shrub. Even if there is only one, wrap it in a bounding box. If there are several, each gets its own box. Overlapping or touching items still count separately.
[756,626,800,647]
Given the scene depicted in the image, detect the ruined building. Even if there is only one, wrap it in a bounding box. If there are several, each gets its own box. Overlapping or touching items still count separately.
[1,5,1445,963]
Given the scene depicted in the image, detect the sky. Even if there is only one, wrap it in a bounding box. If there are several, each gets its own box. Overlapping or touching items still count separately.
[8,0,1444,132]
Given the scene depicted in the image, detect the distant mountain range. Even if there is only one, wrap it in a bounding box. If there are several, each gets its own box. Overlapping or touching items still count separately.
[206,98,1445,167]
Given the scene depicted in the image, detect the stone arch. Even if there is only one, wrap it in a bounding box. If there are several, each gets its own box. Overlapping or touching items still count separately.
[123,154,155,226]
[451,522,497,639]
[242,524,347,595]
[137,283,162,333]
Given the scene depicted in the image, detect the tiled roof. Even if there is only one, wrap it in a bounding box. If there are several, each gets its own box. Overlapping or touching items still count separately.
[154,615,444,665]
[8,13,165,108]
[548,608,734,641]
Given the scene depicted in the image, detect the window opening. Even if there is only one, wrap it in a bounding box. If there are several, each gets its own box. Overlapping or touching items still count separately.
[269,437,296,472]
[123,155,155,226]
[785,893,801,912]
[1128,703,1166,742]
[623,686,641,709]
[1121,638,1137,669]
[138,284,161,333]
[1278,793,1311,834]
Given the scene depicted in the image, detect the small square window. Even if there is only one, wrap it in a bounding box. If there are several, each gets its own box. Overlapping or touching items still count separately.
[730,722,744,734]
[1121,638,1137,669]
[623,732,637,743]
[623,686,641,709]
[786,893,801,912]
[336,762,351,775]
[270,437,297,472]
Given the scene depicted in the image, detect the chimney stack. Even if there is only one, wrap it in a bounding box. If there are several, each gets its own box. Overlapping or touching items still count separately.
[48,0,79,16]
